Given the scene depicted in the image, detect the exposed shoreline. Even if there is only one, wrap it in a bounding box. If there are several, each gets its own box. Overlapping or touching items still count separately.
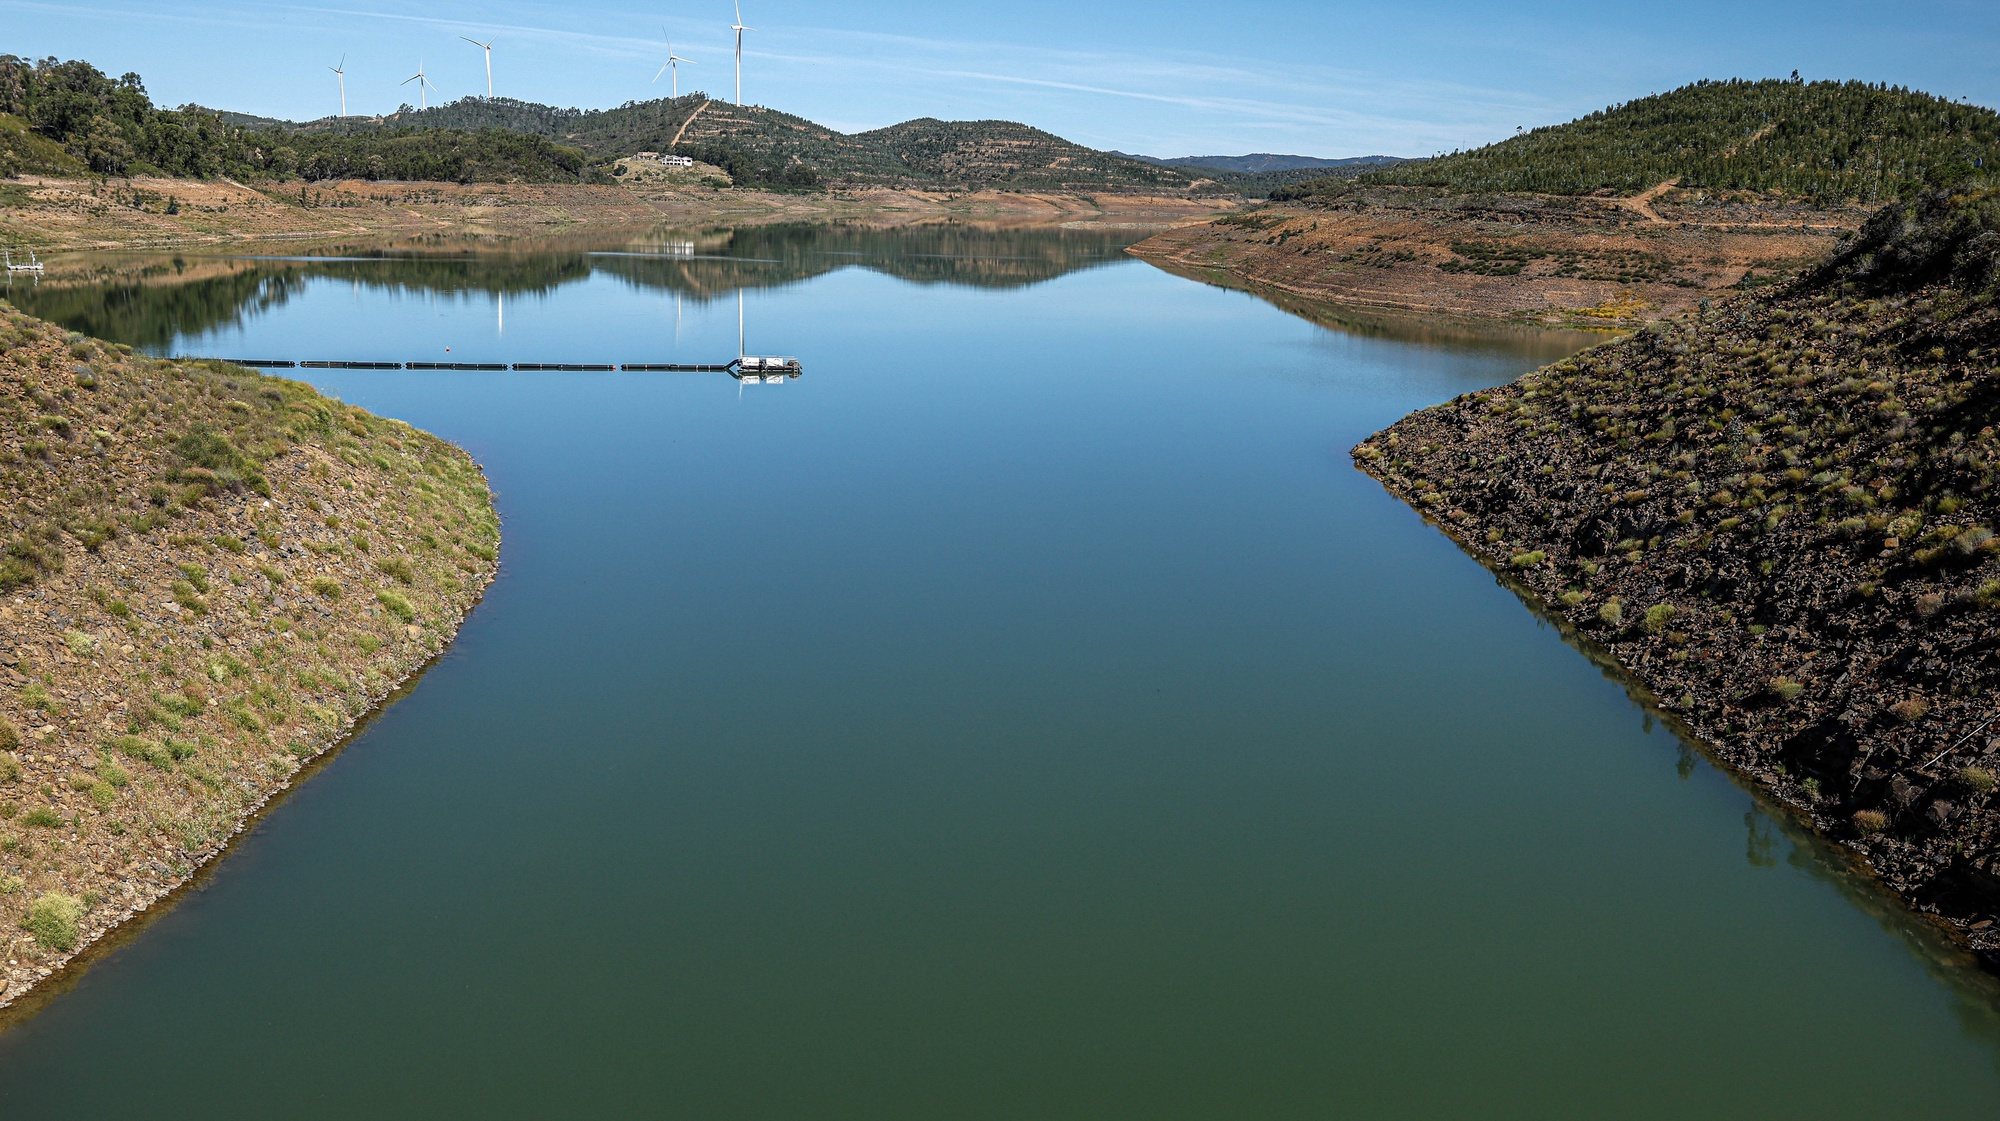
[0,309,503,1009]
[0,177,1235,254]
[1126,185,1866,328]
[0,575,492,1023]
[1350,193,2000,971]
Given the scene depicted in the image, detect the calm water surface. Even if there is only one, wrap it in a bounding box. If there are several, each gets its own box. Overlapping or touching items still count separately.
[3,226,1999,1118]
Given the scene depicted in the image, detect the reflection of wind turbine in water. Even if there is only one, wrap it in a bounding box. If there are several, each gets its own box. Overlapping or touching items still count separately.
[496,290,504,337]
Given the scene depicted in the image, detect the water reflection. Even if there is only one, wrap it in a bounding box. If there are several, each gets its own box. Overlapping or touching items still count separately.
[3,223,1146,350]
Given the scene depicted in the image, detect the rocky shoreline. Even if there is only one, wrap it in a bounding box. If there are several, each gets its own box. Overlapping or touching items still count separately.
[1353,192,2000,966]
[0,307,501,1009]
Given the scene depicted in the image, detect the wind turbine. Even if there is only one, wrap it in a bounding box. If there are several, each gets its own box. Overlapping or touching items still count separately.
[329,55,347,117]
[460,36,494,98]
[401,59,438,111]
[653,31,694,98]
[731,0,754,106]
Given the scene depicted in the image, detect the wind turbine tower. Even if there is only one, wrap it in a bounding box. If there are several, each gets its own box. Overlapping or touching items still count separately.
[461,36,495,98]
[653,32,695,97]
[401,59,438,111]
[731,0,754,106]
[329,55,347,117]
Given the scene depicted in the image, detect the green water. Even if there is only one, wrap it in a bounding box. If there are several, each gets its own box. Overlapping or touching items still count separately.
[2,226,1998,1118]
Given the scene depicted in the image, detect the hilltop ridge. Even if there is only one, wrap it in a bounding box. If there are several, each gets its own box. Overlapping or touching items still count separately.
[1304,78,2000,203]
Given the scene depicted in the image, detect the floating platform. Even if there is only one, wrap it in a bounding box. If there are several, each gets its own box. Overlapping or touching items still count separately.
[172,357,804,376]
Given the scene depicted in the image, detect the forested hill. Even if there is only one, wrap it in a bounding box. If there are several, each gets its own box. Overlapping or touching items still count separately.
[856,119,1195,191]
[0,56,594,183]
[1,54,1207,194]
[1314,79,1999,204]
[310,99,1206,193]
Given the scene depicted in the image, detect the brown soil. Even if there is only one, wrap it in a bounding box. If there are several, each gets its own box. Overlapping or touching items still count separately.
[0,176,1234,253]
[1128,185,1868,327]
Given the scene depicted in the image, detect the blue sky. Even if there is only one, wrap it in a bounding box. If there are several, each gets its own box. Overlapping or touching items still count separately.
[5,1,1996,157]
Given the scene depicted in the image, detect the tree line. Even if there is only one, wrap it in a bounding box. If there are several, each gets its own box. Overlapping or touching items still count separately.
[1277,79,1999,204]
[0,56,598,183]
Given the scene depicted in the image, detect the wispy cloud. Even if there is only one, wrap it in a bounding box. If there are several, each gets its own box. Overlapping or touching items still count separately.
[8,0,1568,154]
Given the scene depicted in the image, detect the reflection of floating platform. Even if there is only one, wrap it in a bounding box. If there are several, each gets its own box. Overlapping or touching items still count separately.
[178,357,804,376]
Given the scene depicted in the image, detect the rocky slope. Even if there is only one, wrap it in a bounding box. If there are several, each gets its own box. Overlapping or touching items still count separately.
[0,305,499,1007]
[1355,191,2000,963]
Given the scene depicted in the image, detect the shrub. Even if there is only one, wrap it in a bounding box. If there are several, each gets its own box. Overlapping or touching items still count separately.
[63,629,97,657]
[22,805,63,828]
[1769,677,1806,702]
[1641,603,1677,634]
[1598,598,1625,628]
[1853,809,1890,835]
[1509,550,1547,568]
[0,750,19,783]
[0,714,18,751]
[24,891,85,950]
[1889,697,1931,723]
[377,590,416,623]
[1960,766,1998,794]
[310,577,342,600]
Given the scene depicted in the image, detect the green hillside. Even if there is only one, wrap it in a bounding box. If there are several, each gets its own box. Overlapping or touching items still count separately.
[0,56,597,183]
[0,111,86,176]
[1290,79,1999,204]
[857,118,1196,191]
[222,91,1204,193]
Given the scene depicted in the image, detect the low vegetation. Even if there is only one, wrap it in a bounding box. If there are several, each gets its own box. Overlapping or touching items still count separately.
[1356,189,2000,961]
[0,303,498,1004]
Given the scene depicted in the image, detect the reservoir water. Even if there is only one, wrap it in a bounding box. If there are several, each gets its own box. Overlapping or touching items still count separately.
[3,226,1999,1117]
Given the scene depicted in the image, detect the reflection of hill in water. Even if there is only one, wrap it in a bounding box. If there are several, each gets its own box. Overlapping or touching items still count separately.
[8,225,1145,347]
[593,224,1143,299]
